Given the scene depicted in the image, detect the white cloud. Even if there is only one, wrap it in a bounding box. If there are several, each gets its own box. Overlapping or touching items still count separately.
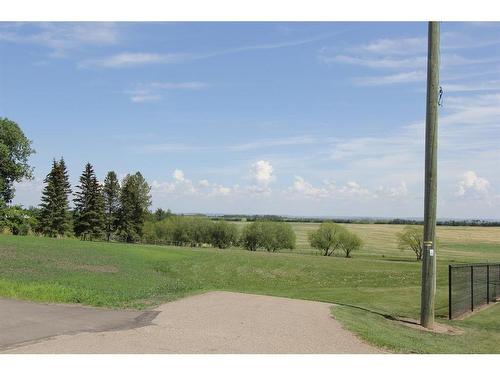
[151,169,237,199]
[442,94,500,126]
[289,176,374,200]
[354,71,426,86]
[138,143,206,152]
[457,171,490,197]
[79,30,345,69]
[443,81,500,93]
[125,81,209,103]
[320,53,427,69]
[291,176,328,199]
[137,135,319,152]
[344,34,500,56]
[355,36,427,55]
[0,23,119,57]
[320,52,498,72]
[338,181,371,197]
[173,169,185,182]
[320,32,500,89]
[228,136,317,152]
[130,94,161,103]
[80,52,191,68]
[375,182,408,198]
[149,82,208,90]
[151,180,175,194]
[250,160,274,186]
[212,185,232,196]
[198,179,210,188]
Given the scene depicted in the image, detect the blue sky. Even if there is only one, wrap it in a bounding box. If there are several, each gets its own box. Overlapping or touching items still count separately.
[1,22,500,218]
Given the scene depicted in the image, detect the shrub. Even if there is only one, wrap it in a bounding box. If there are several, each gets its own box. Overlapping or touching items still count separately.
[240,221,263,251]
[275,222,296,251]
[240,221,296,252]
[187,217,213,247]
[142,216,237,248]
[1,205,35,236]
[260,221,296,252]
[209,220,239,249]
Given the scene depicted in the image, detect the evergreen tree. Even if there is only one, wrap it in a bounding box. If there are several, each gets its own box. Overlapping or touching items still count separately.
[117,172,151,243]
[89,174,105,239]
[103,171,121,241]
[73,163,104,240]
[38,158,72,237]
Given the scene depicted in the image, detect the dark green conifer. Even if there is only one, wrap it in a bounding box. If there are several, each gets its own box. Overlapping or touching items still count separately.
[38,158,72,237]
[117,172,151,243]
[73,163,104,240]
[102,171,121,241]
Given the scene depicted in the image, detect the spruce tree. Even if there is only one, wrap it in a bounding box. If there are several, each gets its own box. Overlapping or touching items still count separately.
[38,159,59,237]
[38,158,72,237]
[73,163,104,240]
[73,163,93,239]
[117,172,151,243]
[90,174,105,239]
[103,171,120,241]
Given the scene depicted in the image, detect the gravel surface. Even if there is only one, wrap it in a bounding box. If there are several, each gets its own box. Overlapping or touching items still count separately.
[2,292,381,354]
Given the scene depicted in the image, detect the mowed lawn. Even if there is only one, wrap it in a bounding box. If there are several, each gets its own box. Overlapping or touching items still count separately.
[1,223,500,353]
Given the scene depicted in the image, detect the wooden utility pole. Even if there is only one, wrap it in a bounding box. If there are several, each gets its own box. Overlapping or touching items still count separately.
[420,21,440,329]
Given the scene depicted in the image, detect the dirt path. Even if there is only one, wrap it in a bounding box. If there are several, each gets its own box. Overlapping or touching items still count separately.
[1,292,381,353]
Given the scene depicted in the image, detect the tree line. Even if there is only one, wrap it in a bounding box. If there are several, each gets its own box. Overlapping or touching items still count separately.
[212,215,500,227]
[37,159,151,242]
[143,216,296,252]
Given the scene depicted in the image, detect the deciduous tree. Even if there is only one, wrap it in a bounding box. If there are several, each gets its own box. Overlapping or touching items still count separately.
[397,225,424,261]
[338,230,363,258]
[0,118,35,211]
[308,222,346,256]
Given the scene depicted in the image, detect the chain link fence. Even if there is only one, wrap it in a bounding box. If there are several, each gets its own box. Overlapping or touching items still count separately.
[449,263,500,319]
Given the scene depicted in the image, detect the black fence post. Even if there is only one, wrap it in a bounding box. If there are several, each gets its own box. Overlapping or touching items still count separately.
[487,264,490,304]
[448,265,452,319]
[470,266,474,312]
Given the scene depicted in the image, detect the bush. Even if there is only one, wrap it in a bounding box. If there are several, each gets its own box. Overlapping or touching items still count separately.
[260,221,295,252]
[209,220,239,249]
[187,217,213,247]
[275,222,296,251]
[240,221,262,251]
[240,221,296,252]
[142,216,238,248]
[1,205,35,236]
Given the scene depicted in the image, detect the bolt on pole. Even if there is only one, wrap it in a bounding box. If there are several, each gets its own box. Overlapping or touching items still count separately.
[420,21,440,329]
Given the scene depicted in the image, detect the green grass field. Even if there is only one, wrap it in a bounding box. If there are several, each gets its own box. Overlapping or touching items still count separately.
[1,223,499,353]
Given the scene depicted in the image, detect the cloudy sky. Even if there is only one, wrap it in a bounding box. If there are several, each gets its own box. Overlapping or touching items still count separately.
[1,22,499,218]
